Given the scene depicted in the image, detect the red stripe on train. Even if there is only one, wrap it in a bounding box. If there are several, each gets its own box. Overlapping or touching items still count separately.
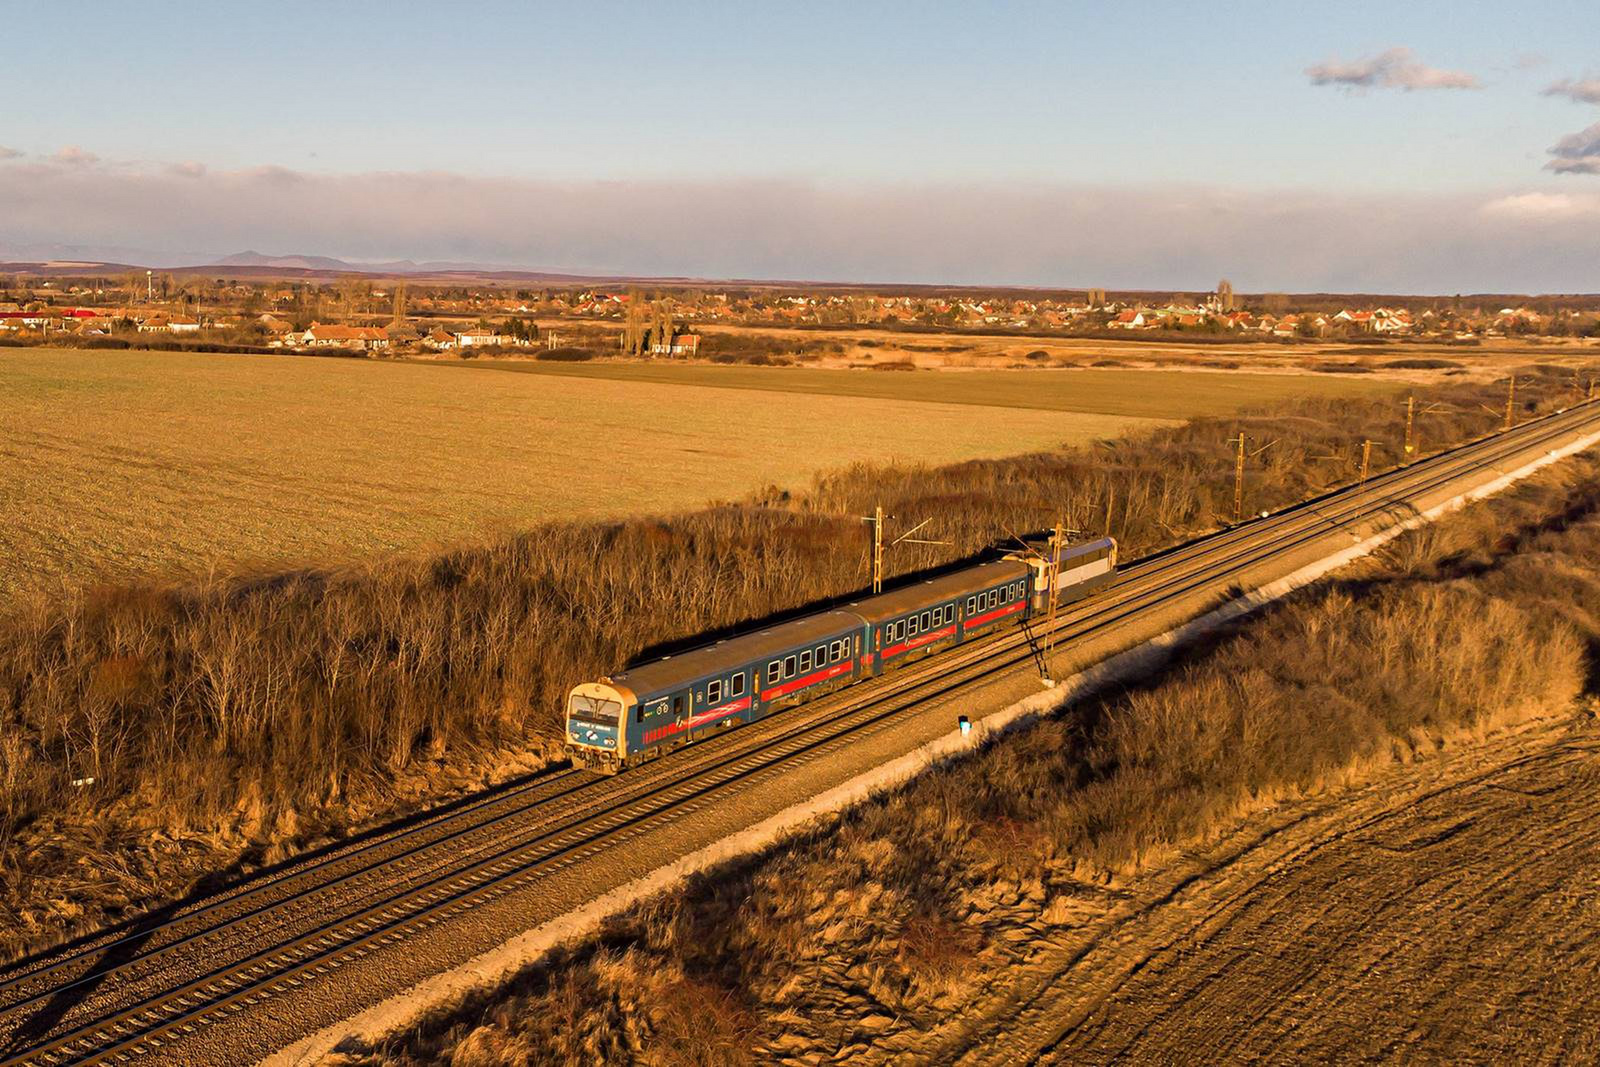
[642,695,752,745]
[760,659,854,701]
[882,624,958,658]
[966,601,1025,628]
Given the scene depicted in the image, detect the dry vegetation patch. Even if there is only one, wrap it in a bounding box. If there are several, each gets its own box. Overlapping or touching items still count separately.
[342,452,1600,1067]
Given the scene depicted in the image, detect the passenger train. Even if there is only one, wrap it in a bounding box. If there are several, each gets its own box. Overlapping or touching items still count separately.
[565,537,1118,773]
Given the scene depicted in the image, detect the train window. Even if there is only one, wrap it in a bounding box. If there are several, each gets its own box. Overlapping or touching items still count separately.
[784,654,797,678]
[731,672,746,697]
[799,650,812,672]
[672,695,684,717]
[816,644,827,664]
[920,610,931,631]
[966,595,976,613]
[768,660,780,683]
[829,639,841,660]
[988,590,998,608]
[707,679,723,704]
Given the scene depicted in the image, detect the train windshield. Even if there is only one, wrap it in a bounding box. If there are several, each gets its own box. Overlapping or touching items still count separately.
[569,694,622,726]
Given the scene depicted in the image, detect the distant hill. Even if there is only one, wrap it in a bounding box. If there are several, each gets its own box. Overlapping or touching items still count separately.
[210,250,569,275]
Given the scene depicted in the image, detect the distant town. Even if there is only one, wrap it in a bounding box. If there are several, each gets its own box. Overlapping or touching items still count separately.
[1,268,1596,357]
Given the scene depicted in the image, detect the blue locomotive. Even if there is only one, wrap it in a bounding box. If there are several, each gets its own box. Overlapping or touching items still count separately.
[565,538,1117,773]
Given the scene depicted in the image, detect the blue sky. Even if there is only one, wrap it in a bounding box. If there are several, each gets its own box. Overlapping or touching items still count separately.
[4,0,1600,290]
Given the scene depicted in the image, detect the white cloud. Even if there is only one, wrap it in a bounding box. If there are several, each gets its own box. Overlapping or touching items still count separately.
[1546,121,1600,174]
[1544,77,1600,105]
[167,161,208,178]
[1306,47,1480,91]
[52,145,100,167]
[1481,192,1600,219]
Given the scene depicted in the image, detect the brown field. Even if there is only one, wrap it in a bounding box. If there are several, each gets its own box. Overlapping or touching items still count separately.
[1,348,1201,601]
[350,450,1600,1067]
[0,348,1403,602]
[419,354,1390,416]
[535,315,1600,375]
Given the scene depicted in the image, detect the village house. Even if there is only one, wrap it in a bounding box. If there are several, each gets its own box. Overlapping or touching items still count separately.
[650,333,702,356]
[454,327,505,348]
[424,327,457,350]
[385,321,421,345]
[300,323,391,350]
[1370,308,1413,334]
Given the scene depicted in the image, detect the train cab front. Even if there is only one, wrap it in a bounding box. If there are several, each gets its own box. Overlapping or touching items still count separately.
[565,681,636,774]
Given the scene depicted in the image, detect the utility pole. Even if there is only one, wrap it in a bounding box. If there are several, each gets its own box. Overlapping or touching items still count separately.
[860,506,949,595]
[1227,432,1274,524]
[867,505,884,594]
[1504,375,1517,431]
[1230,432,1247,524]
[1402,394,1416,464]
[1359,439,1373,488]
[145,269,153,304]
[1041,520,1065,683]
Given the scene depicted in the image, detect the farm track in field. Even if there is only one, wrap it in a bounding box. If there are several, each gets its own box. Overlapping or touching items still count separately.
[3,400,1600,1066]
[910,714,1600,1066]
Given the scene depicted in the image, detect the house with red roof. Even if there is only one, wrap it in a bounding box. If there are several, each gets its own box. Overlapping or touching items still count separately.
[301,323,391,350]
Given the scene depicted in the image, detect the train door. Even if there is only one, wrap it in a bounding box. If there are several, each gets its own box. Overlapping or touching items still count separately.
[672,690,691,743]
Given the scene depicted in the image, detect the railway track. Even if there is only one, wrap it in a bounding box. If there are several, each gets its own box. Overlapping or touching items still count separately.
[3,399,1599,1066]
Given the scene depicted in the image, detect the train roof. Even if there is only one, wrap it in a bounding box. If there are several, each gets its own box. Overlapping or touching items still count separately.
[845,558,1031,624]
[609,608,863,697]
[600,540,1114,699]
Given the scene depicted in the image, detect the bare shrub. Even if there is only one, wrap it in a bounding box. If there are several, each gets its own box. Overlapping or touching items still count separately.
[896,913,982,981]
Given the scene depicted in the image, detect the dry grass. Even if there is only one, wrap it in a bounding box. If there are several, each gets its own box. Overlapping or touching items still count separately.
[0,368,1582,960]
[430,356,1392,418]
[349,452,1600,1067]
[0,347,1164,601]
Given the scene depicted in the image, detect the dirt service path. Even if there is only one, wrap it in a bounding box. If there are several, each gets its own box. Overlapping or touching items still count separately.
[901,712,1600,1065]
